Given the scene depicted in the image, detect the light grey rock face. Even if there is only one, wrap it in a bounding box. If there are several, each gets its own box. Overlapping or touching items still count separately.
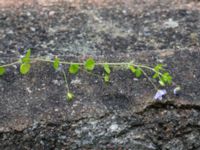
[162,139,185,150]
[0,0,200,149]
[1,107,200,149]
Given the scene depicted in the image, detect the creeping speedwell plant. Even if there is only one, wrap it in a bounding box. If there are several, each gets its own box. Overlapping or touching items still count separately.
[0,49,177,101]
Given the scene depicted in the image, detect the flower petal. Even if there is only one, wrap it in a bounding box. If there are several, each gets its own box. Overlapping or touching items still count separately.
[154,89,167,100]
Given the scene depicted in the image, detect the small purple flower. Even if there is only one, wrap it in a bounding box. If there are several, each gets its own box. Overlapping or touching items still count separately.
[18,47,29,57]
[18,47,21,52]
[154,89,167,101]
[18,48,24,57]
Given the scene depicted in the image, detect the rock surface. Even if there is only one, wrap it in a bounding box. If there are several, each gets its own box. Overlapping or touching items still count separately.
[0,0,200,149]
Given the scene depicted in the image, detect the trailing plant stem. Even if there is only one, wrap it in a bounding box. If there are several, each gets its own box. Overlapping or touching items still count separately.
[0,60,20,67]
[0,50,174,101]
[0,58,164,78]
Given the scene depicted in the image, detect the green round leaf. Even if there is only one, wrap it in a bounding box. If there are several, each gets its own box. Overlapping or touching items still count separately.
[153,73,159,79]
[84,58,95,71]
[129,65,136,73]
[154,64,163,72]
[0,67,5,76]
[161,72,172,85]
[135,67,142,78]
[104,74,110,82]
[69,64,79,74]
[25,49,31,58]
[22,49,31,63]
[103,64,111,74]
[67,92,74,101]
[20,63,31,75]
[53,57,60,70]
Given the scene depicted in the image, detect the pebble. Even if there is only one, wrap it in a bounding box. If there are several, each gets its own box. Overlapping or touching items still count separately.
[109,124,119,132]
[49,11,56,17]
[71,78,81,85]
[52,80,63,86]
[30,27,36,32]
[26,12,31,17]
[7,30,14,34]
[163,18,179,28]
[26,87,32,94]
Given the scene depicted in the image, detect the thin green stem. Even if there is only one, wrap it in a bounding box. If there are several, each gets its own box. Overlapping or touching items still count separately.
[138,65,163,76]
[0,57,164,78]
[62,70,69,92]
[140,68,158,90]
[0,60,20,67]
[33,58,130,66]
[32,58,162,74]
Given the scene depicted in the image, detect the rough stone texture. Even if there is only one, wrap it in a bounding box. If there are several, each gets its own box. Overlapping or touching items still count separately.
[0,0,200,149]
